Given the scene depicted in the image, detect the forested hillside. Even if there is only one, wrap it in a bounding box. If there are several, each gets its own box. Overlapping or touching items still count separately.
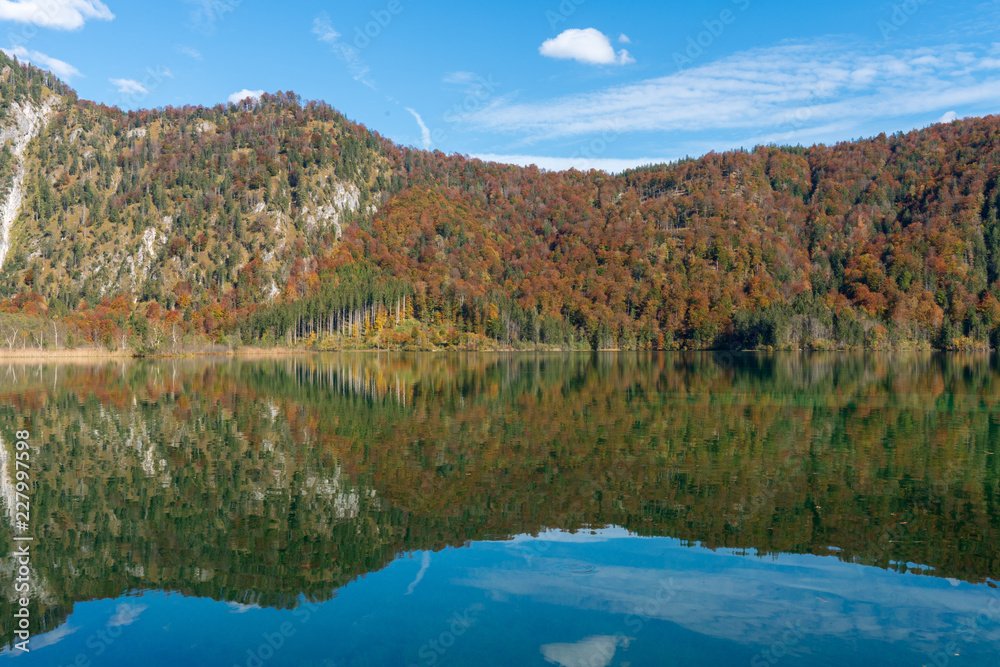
[2,51,1000,352]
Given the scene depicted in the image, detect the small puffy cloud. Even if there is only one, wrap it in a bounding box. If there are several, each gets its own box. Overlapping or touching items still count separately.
[618,34,631,44]
[110,78,148,95]
[540,28,634,66]
[540,635,630,667]
[405,107,432,150]
[107,603,147,627]
[176,45,202,60]
[2,46,81,79]
[0,0,113,30]
[228,89,264,104]
[938,110,958,123]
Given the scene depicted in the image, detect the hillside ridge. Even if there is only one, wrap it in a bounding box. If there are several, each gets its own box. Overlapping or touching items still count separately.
[1,52,999,353]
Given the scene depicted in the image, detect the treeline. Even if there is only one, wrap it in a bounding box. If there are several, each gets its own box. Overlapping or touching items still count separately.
[241,266,411,347]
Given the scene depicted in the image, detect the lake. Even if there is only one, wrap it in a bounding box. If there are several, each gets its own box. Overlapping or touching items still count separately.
[1,352,998,666]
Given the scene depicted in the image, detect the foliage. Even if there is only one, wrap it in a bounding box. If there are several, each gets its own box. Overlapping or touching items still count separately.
[3,51,1000,350]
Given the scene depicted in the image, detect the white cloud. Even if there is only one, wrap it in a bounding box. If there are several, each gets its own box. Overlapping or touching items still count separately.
[467,42,1000,145]
[110,78,148,95]
[540,28,634,66]
[25,624,78,650]
[443,71,500,99]
[312,14,340,45]
[227,88,264,104]
[406,107,432,150]
[405,551,431,595]
[183,0,236,34]
[472,153,668,174]
[312,12,375,89]
[618,34,631,44]
[541,635,629,667]
[443,71,479,86]
[176,45,202,60]
[107,602,147,627]
[2,46,80,79]
[0,0,112,30]
[938,110,958,122]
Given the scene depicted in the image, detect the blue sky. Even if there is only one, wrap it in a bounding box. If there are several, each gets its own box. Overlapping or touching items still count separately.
[3,0,1000,171]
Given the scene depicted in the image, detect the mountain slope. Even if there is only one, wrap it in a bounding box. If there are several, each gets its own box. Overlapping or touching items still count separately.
[2,52,1000,352]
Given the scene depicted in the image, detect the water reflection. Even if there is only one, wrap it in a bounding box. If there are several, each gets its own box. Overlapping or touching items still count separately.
[0,353,998,664]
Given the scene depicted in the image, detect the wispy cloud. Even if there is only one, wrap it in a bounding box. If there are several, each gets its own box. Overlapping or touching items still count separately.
[405,551,432,595]
[175,44,202,60]
[110,78,148,95]
[406,107,432,149]
[311,13,340,45]
[443,71,488,93]
[312,12,375,89]
[183,0,239,35]
[540,28,634,66]
[468,41,1000,146]
[107,602,147,627]
[24,624,78,650]
[0,0,112,30]
[442,71,501,104]
[443,71,479,85]
[2,46,80,79]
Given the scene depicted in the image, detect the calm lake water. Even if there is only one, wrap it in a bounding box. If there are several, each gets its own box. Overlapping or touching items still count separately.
[1,352,999,666]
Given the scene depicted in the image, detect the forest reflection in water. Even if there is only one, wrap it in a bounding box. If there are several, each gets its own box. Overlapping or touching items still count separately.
[0,352,998,665]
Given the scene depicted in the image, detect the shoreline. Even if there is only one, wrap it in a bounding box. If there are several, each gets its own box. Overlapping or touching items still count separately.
[0,346,987,362]
[0,348,133,361]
